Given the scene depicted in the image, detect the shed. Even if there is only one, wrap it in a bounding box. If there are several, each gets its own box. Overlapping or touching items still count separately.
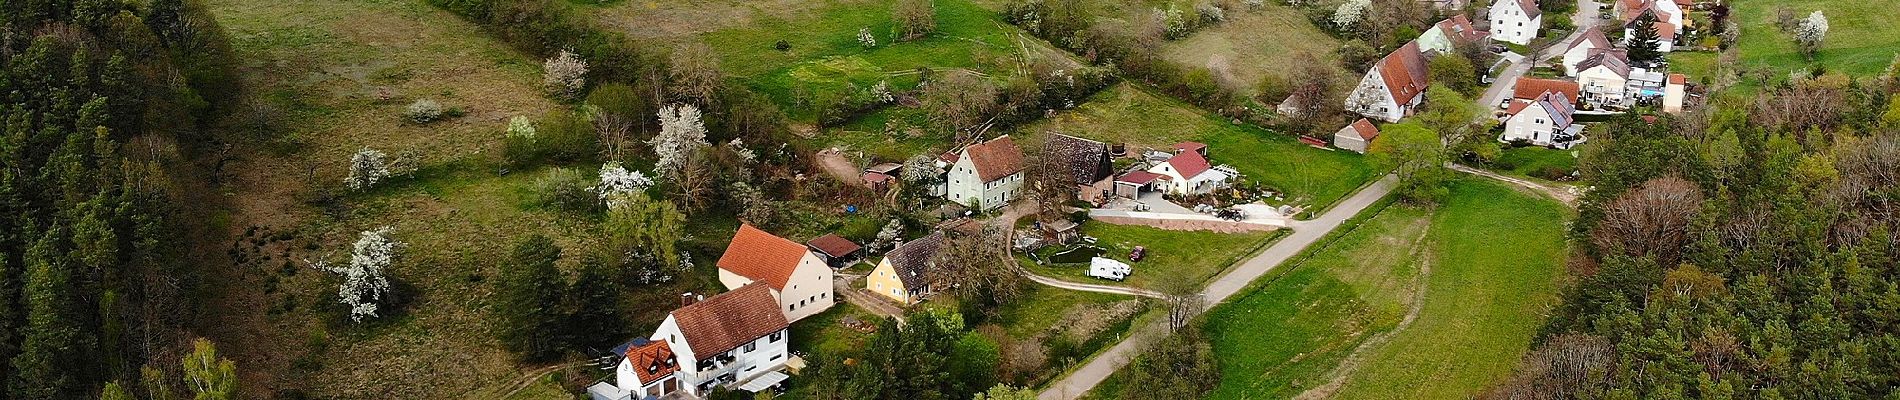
[806,234,862,267]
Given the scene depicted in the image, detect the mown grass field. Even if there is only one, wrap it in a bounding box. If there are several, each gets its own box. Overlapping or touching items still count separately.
[1328,179,1568,399]
[1086,178,1567,400]
[1019,222,1279,290]
[1732,0,1900,75]
[1666,51,1718,82]
[1015,84,1378,213]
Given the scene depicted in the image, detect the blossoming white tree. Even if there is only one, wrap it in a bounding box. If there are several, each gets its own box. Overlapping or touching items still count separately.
[346,147,390,190]
[321,227,399,322]
[593,161,654,206]
[1332,0,1369,31]
[648,103,710,179]
[507,115,536,140]
[543,50,589,100]
[1794,11,1829,58]
[869,218,904,254]
[871,80,895,104]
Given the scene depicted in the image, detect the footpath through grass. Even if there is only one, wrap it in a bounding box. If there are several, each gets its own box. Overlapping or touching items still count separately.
[1329,179,1568,399]
[1016,84,1376,214]
[1733,0,1900,75]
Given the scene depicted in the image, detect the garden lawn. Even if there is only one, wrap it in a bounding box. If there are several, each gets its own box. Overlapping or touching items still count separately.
[1020,222,1280,290]
[1666,51,1718,82]
[1732,0,1900,75]
[1330,179,1568,399]
[1492,145,1582,182]
[1016,84,1378,213]
[1161,2,1344,96]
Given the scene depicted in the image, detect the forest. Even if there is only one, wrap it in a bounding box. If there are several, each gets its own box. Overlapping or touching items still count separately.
[2,0,244,398]
[1486,70,1900,398]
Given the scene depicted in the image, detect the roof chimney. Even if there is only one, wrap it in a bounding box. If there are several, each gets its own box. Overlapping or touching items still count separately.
[680,292,697,307]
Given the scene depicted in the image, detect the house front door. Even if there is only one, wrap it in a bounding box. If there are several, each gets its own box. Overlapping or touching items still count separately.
[662,376,677,395]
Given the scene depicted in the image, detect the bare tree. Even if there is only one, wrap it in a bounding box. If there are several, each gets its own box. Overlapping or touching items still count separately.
[1151,270,1204,331]
[1591,176,1703,261]
[922,71,999,140]
[668,42,725,106]
[931,226,1024,318]
[1286,52,1340,132]
[893,0,938,41]
[1483,333,1613,400]
[1024,136,1077,222]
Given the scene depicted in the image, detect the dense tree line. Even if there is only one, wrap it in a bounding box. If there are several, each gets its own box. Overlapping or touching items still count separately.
[1,0,242,397]
[1487,72,1900,399]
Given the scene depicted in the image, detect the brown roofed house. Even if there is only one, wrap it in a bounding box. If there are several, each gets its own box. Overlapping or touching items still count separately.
[944,135,1027,210]
[1333,118,1381,153]
[864,231,948,304]
[805,233,862,267]
[645,283,793,396]
[715,224,835,322]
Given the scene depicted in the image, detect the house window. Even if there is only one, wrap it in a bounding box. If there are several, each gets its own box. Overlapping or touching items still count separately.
[744,342,757,353]
[770,330,783,342]
[788,305,794,312]
[821,292,828,299]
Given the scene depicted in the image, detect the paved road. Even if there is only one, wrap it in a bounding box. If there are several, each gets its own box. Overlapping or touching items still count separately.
[1474,0,1604,114]
[1037,175,1398,400]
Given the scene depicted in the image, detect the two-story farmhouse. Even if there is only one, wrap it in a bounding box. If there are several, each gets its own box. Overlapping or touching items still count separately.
[1502,91,1583,147]
[1488,0,1542,45]
[590,284,791,399]
[716,224,834,323]
[940,135,1025,210]
[1347,41,1429,122]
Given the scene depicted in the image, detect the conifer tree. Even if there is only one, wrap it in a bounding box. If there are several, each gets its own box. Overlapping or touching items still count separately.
[495,234,567,361]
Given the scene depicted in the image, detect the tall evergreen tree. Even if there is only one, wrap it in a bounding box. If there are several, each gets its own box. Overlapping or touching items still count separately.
[1627,13,1663,66]
[495,234,567,361]
[9,228,91,399]
[564,254,625,350]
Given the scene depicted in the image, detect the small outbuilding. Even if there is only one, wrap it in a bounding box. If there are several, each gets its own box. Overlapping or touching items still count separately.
[1333,118,1381,153]
[806,234,862,268]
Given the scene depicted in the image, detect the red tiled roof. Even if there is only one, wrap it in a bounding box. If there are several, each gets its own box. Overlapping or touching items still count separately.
[1569,28,1610,52]
[1657,22,1677,40]
[1513,77,1579,104]
[1348,118,1380,141]
[1116,171,1163,184]
[1435,15,1484,43]
[1506,100,1532,115]
[716,224,811,290]
[1515,0,1543,18]
[1164,150,1212,179]
[1173,141,1207,154]
[962,135,1024,182]
[625,340,678,383]
[1378,42,1430,105]
[806,234,861,259]
[1668,73,1686,85]
[670,284,788,356]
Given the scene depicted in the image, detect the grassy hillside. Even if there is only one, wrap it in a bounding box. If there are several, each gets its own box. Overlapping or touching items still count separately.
[1015,84,1376,213]
[1019,222,1281,289]
[1161,2,1344,96]
[1733,0,1900,75]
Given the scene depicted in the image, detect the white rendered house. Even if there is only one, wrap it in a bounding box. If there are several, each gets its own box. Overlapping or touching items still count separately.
[716,224,835,323]
[1488,0,1543,45]
[593,284,792,399]
[1575,50,1633,107]
[1502,91,1583,147]
[1347,41,1429,122]
[940,135,1025,210]
[1144,144,1232,195]
[1562,28,1612,76]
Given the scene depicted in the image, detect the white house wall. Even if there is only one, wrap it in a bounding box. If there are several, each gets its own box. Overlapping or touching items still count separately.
[778,253,835,323]
[1348,68,1405,122]
[1488,1,1540,44]
[649,316,790,397]
[1503,106,1556,144]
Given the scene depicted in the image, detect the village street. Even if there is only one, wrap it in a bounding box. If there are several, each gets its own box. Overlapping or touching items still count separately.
[1037,175,1397,400]
[1475,0,1605,113]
